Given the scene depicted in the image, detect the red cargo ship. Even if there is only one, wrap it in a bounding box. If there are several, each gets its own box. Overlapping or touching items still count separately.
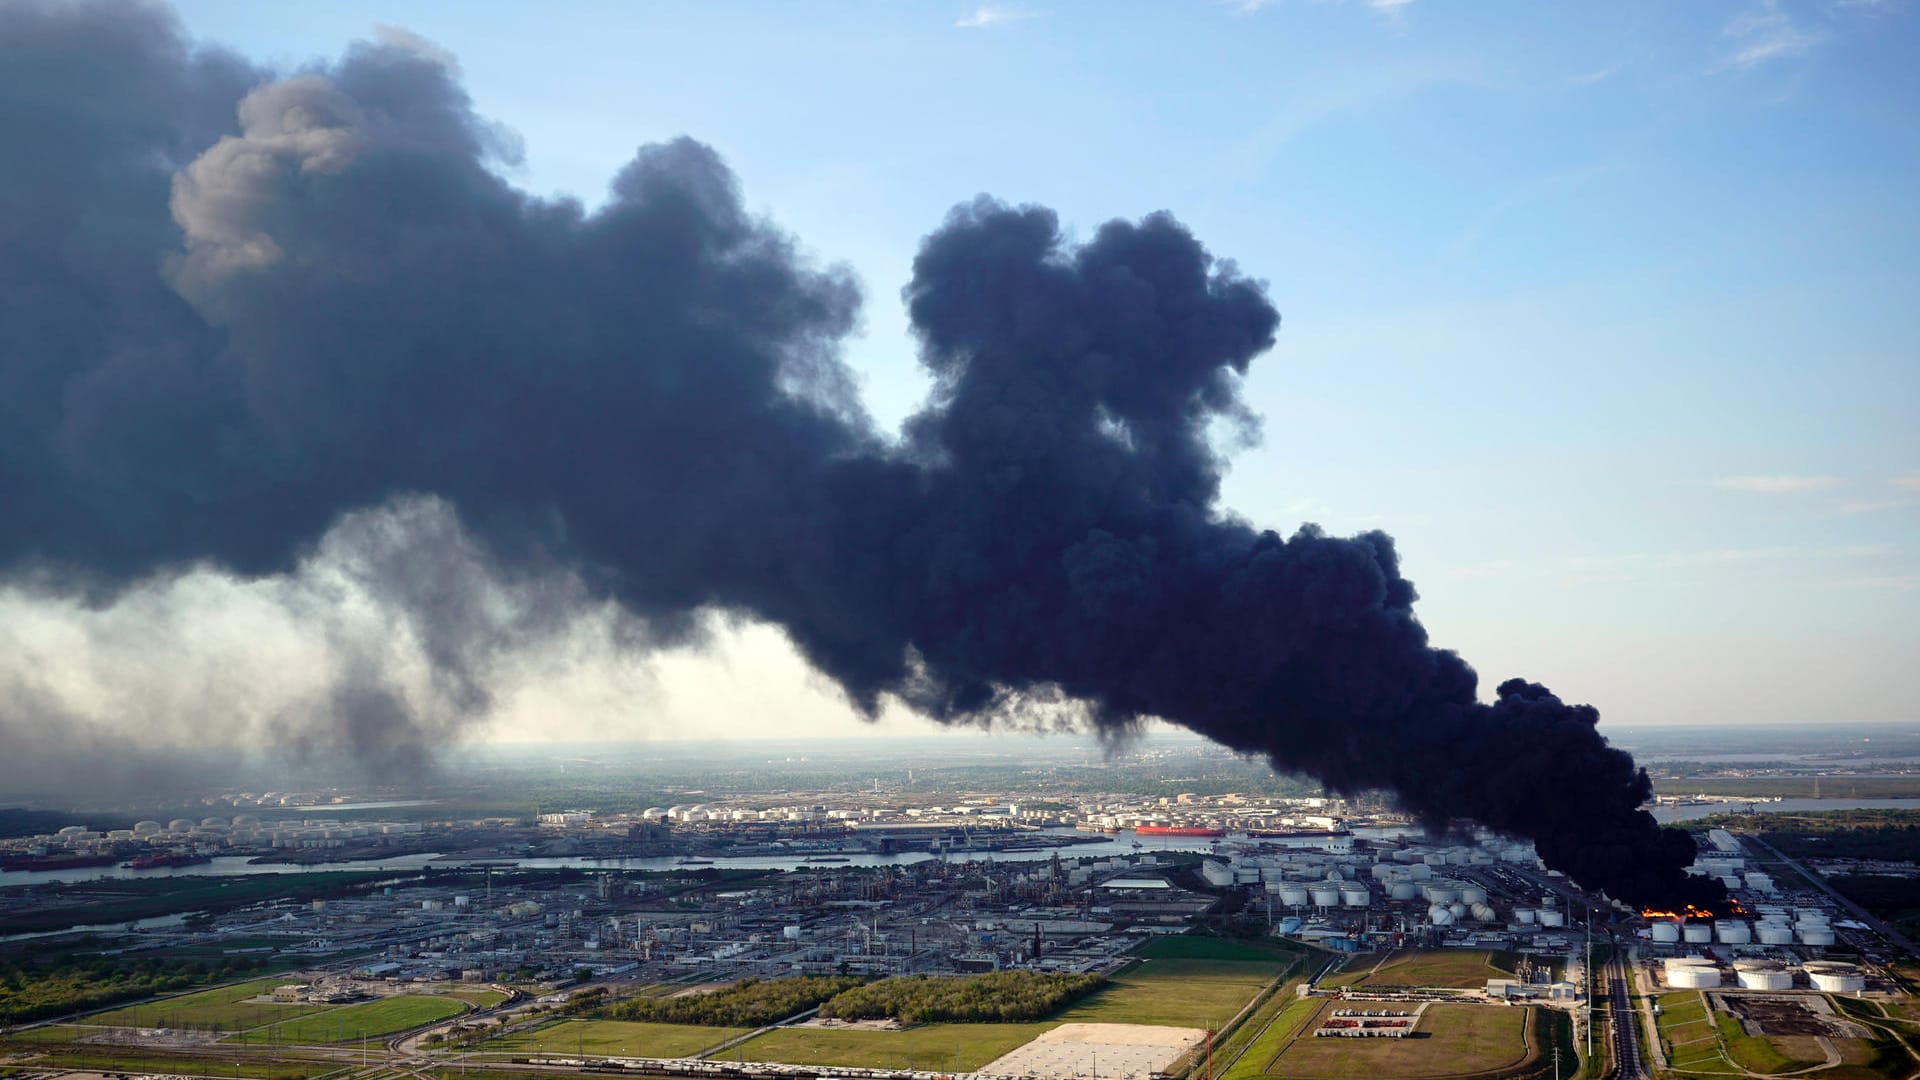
[1133,826,1226,838]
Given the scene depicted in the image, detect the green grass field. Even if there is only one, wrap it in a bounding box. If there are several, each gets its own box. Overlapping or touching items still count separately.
[88,978,315,1031]
[483,1018,749,1058]
[1269,1003,1532,1080]
[1220,997,1323,1080]
[726,955,1283,1072]
[1324,950,1519,990]
[1058,958,1281,1029]
[734,1023,1050,1071]
[228,995,467,1044]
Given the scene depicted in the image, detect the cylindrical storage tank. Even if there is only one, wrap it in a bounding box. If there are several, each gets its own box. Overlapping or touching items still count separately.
[1809,969,1864,992]
[1469,852,1494,865]
[1684,923,1714,944]
[1471,902,1497,922]
[1407,864,1434,880]
[1310,885,1341,907]
[1461,886,1489,906]
[783,925,802,940]
[1539,909,1567,928]
[1515,908,1537,924]
[1669,966,1721,989]
[1716,922,1752,944]
[1757,926,1795,945]
[1799,927,1836,946]
[1738,968,1794,991]
[1541,894,1558,909]
[1429,904,1455,926]
[1342,886,1370,908]
[1280,885,1310,906]
[1389,882,1418,900]
[1651,922,1681,943]
[1424,854,1447,866]
[1371,864,1395,880]
[1424,884,1460,904]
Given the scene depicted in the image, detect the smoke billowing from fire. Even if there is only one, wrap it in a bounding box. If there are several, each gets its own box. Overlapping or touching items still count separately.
[0,2,1721,908]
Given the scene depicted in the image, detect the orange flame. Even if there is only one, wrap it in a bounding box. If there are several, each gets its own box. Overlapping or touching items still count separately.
[1639,904,1723,920]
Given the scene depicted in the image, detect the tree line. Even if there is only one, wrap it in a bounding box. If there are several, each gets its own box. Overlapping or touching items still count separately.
[818,971,1105,1025]
[600,976,861,1027]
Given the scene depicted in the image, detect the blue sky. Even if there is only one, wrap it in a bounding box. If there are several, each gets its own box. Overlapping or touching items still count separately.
[163,0,1920,732]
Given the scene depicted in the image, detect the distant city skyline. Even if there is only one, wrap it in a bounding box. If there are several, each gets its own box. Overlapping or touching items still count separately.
[1,0,1915,766]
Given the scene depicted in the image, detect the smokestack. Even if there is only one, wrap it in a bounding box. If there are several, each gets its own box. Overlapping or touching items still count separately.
[0,2,1720,909]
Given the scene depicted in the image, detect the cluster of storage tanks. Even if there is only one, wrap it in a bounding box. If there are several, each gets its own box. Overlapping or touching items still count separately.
[1648,907,1833,947]
[1661,956,1865,992]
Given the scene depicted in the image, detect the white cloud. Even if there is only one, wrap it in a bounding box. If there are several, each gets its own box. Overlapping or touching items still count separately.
[1720,1,1823,69]
[1893,471,1920,491]
[956,4,1041,29]
[1568,61,1624,86]
[1714,474,1844,494]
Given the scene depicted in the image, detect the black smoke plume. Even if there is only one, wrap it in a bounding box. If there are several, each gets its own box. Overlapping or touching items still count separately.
[0,1,1719,908]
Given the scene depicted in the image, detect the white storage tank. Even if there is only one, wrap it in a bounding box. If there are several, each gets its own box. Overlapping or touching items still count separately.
[1684,923,1714,944]
[1407,864,1434,881]
[784,925,803,939]
[1807,966,1864,993]
[1389,882,1418,900]
[1424,883,1461,904]
[1799,927,1836,946]
[1757,925,1794,945]
[1737,966,1793,991]
[1341,886,1370,908]
[1668,963,1721,989]
[1461,886,1489,906]
[1470,902,1497,922]
[1310,885,1341,907]
[1429,903,1456,926]
[1651,921,1681,943]
[1279,885,1311,906]
[1514,907,1537,925]
[1539,909,1567,928]
[1715,921,1752,944]
[1449,902,1467,918]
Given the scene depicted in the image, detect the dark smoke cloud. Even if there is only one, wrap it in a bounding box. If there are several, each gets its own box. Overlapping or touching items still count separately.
[0,1,1717,907]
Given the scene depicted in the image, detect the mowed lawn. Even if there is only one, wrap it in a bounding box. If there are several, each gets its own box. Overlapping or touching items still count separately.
[1324,950,1519,990]
[90,978,316,1031]
[228,995,467,1044]
[735,1023,1051,1071]
[485,1019,749,1059]
[1055,958,1282,1028]
[1221,997,1324,1080]
[1272,1003,1532,1080]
